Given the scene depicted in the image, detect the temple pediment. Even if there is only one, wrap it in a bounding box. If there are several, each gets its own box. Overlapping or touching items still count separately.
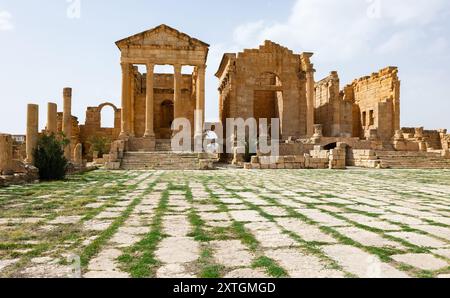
[116,24,209,50]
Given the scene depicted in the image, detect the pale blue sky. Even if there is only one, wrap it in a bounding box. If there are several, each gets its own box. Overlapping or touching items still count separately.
[1,0,449,134]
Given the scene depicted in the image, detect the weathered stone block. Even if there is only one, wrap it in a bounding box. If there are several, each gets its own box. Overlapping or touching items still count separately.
[251,156,259,164]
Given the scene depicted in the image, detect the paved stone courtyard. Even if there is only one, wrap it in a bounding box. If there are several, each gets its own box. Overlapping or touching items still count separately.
[0,169,449,278]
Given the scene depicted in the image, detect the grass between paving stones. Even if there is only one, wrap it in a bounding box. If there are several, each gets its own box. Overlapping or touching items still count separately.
[252,256,288,278]
[201,181,287,278]
[80,196,143,269]
[0,170,138,277]
[117,185,169,278]
[184,183,224,277]
[80,177,156,270]
[317,208,430,253]
[242,194,348,275]
[198,247,224,278]
[220,190,290,277]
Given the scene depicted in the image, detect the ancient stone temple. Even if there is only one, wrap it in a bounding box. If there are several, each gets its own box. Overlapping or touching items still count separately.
[115,24,209,151]
[216,41,316,140]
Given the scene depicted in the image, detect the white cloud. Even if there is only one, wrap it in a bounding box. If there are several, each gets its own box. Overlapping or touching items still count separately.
[0,10,13,31]
[208,0,450,128]
[233,21,265,46]
[230,0,450,60]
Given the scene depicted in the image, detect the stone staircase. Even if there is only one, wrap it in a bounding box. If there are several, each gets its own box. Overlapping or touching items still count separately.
[120,151,203,170]
[155,139,172,152]
[375,151,450,169]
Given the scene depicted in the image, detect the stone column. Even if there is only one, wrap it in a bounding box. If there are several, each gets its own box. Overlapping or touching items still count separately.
[144,62,155,137]
[26,104,39,164]
[306,71,315,137]
[63,88,72,160]
[195,65,206,138]
[173,64,182,121]
[119,62,131,138]
[129,65,136,137]
[47,102,57,134]
[0,134,13,175]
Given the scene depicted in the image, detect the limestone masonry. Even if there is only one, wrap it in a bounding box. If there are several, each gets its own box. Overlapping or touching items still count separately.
[1,24,450,178]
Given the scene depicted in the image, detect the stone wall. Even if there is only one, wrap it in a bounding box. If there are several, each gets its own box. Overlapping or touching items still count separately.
[245,154,330,170]
[314,72,353,137]
[0,134,13,175]
[344,67,400,141]
[347,149,381,168]
[1,133,39,187]
[79,103,121,158]
[217,40,313,141]
[402,127,443,150]
[329,144,346,169]
[441,130,449,151]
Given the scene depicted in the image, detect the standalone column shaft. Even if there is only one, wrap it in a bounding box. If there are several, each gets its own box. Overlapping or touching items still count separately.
[195,65,206,137]
[0,134,13,174]
[63,88,72,160]
[144,63,155,137]
[173,64,182,121]
[26,104,39,164]
[47,102,57,134]
[306,71,315,137]
[129,65,135,137]
[119,62,131,138]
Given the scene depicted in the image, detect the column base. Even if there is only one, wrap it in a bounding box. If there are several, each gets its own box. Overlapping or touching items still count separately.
[143,131,155,138]
[119,132,129,139]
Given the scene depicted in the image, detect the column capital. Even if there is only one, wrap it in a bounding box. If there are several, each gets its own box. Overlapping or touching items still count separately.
[120,62,131,72]
[146,62,155,72]
[173,64,182,73]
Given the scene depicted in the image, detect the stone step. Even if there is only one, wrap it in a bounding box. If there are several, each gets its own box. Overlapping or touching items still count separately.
[375,151,441,158]
[155,140,173,152]
[120,151,202,170]
[373,150,450,169]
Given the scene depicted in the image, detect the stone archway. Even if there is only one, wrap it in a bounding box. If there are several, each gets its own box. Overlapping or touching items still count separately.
[324,142,337,150]
[98,102,119,128]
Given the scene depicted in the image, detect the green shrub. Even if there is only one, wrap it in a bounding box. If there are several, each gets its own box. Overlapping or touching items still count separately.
[88,136,110,158]
[33,133,68,181]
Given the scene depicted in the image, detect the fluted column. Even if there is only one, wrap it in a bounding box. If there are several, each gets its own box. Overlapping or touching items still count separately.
[173,64,182,121]
[144,63,155,137]
[26,104,39,164]
[63,88,72,160]
[47,102,57,134]
[195,65,206,138]
[306,71,315,137]
[119,62,131,138]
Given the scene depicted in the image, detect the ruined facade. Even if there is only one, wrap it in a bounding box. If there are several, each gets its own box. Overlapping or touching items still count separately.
[216,41,315,141]
[344,67,401,141]
[313,67,400,142]
[314,71,354,138]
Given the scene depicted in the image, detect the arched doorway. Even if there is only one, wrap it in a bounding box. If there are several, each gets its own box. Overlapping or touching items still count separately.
[160,100,174,139]
[324,142,337,150]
